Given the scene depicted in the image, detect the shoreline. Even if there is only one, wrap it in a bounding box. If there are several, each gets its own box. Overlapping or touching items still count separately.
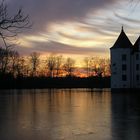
[0,77,110,89]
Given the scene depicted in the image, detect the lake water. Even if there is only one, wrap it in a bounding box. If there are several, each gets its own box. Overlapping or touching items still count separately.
[0,89,140,140]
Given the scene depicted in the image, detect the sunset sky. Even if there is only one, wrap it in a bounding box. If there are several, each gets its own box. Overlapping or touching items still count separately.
[6,0,140,60]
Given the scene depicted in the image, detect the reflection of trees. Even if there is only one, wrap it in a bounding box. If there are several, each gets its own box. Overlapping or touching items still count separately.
[0,89,113,139]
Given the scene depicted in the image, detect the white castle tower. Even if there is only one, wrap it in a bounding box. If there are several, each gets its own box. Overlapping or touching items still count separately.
[110,27,140,89]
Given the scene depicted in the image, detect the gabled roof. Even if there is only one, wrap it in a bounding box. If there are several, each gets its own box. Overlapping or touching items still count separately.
[110,27,133,49]
[133,36,140,52]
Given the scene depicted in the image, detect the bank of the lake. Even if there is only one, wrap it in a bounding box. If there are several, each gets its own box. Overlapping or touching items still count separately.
[0,76,110,89]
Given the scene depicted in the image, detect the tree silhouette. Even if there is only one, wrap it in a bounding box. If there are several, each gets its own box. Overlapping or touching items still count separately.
[0,0,31,49]
[0,0,31,75]
[30,52,40,77]
[84,57,92,77]
[46,55,56,78]
[63,57,75,77]
[55,55,63,77]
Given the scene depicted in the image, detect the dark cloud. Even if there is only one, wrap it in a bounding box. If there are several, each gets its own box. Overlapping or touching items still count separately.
[7,0,120,33]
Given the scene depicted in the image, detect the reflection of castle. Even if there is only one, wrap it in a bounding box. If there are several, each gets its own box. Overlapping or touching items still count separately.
[111,93,140,139]
[110,27,140,89]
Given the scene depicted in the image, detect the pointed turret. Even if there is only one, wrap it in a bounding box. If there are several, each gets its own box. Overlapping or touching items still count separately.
[110,27,133,49]
[133,36,140,52]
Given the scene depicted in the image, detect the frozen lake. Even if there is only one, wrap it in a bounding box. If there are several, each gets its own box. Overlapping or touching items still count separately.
[0,89,140,140]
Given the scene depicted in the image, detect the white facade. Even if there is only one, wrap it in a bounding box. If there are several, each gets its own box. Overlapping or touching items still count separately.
[111,48,131,88]
[110,28,140,89]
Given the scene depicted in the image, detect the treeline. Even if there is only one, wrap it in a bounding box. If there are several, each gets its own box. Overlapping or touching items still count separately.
[0,48,110,78]
[0,48,111,89]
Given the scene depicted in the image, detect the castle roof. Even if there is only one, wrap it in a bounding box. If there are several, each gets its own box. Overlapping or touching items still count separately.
[110,27,133,49]
[133,36,140,52]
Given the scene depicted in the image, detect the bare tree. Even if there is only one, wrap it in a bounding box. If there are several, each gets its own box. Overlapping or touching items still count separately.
[46,55,56,77]
[0,0,31,48]
[0,47,17,74]
[89,57,110,77]
[0,47,17,76]
[55,55,63,77]
[0,0,31,75]
[84,57,91,77]
[9,50,19,76]
[15,57,27,77]
[30,52,40,77]
[103,58,111,76]
[63,57,75,77]
[0,47,8,73]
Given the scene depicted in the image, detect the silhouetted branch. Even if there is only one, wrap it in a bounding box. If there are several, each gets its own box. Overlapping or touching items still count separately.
[0,0,31,48]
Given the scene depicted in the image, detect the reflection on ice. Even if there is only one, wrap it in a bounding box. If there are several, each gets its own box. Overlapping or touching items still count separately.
[0,89,140,140]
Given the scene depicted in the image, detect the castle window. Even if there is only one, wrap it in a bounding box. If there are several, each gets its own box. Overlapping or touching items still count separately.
[123,85,126,87]
[136,75,139,81]
[122,54,126,61]
[122,75,127,81]
[113,72,117,75]
[113,63,116,66]
[122,64,127,71]
[136,64,139,71]
[136,54,139,60]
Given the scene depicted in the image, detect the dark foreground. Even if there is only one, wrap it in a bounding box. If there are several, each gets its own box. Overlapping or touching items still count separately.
[0,76,110,89]
[0,89,140,140]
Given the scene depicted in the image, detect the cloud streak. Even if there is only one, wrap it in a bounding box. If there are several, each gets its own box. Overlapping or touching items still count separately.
[4,0,140,57]
[114,12,140,24]
[16,41,107,56]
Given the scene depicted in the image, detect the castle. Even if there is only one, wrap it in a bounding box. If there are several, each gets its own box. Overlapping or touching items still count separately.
[110,27,140,89]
